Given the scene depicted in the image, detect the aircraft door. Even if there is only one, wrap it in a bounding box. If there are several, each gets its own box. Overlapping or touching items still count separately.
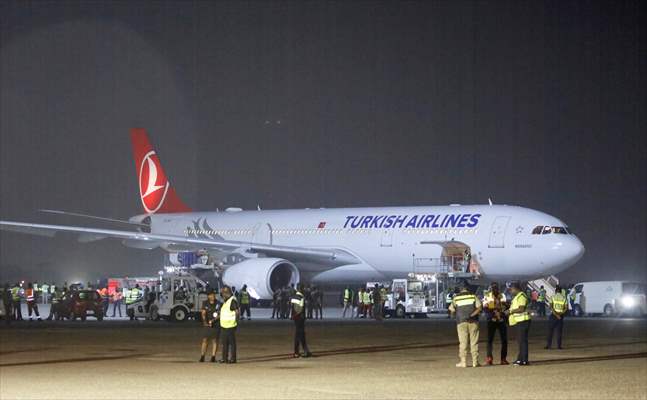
[488,216,511,248]
[380,229,393,247]
[252,223,273,245]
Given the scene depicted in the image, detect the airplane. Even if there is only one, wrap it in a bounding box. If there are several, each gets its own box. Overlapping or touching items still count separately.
[0,128,585,299]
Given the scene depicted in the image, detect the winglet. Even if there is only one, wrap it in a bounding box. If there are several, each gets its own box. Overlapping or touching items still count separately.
[130,128,191,214]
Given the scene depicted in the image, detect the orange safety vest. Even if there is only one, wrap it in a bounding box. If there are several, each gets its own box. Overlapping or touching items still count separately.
[26,288,35,302]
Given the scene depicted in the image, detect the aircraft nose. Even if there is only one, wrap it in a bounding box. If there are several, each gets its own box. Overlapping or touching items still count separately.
[565,236,585,265]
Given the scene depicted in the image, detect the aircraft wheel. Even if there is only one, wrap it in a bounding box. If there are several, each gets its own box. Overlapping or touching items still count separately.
[150,306,160,321]
[395,305,406,319]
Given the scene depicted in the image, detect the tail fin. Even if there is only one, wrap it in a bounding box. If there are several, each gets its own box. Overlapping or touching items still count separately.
[130,128,192,214]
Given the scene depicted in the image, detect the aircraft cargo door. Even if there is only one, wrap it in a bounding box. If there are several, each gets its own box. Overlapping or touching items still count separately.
[488,216,511,248]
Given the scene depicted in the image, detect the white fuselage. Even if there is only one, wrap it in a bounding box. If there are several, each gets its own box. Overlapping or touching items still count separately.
[140,204,585,283]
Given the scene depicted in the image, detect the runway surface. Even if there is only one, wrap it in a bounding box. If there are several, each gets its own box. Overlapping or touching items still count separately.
[1,309,646,399]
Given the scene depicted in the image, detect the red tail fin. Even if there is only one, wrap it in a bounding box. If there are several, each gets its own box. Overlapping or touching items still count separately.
[130,128,191,214]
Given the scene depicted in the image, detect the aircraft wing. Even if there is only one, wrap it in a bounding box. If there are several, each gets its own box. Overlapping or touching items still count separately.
[0,220,359,268]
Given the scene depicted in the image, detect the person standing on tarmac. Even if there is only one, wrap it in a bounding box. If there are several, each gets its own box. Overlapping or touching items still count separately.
[315,286,324,319]
[545,285,568,350]
[372,284,383,320]
[25,282,42,321]
[506,282,531,366]
[483,282,509,365]
[219,286,239,364]
[291,283,312,358]
[271,288,281,319]
[2,283,12,324]
[342,286,353,318]
[199,290,221,363]
[538,286,547,317]
[238,284,251,320]
[448,284,482,368]
[46,286,63,320]
[11,283,22,321]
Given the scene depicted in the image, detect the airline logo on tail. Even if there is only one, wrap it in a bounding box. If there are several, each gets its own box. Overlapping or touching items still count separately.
[139,150,170,213]
[130,128,192,214]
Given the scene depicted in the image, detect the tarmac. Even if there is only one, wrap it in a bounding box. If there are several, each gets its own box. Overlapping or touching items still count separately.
[1,307,646,400]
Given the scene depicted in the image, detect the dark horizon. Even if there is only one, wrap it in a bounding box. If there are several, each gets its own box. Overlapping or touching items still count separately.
[1,1,645,285]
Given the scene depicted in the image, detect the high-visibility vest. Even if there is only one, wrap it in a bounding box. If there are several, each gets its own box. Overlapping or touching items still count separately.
[551,293,568,314]
[11,287,20,301]
[380,288,387,302]
[240,290,250,305]
[41,284,49,293]
[358,292,365,304]
[26,288,35,302]
[363,291,372,304]
[509,292,531,326]
[126,288,140,304]
[50,285,56,294]
[220,297,238,328]
[452,293,478,323]
[569,290,576,301]
[485,292,506,310]
[344,289,351,302]
[538,289,546,302]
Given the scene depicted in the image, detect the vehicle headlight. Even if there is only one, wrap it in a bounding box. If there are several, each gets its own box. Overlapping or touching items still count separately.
[621,296,636,308]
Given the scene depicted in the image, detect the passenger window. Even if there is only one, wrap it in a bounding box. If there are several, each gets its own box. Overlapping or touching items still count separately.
[532,226,543,235]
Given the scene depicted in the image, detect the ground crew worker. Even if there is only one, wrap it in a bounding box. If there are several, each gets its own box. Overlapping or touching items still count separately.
[372,284,383,320]
[538,286,547,317]
[342,286,353,318]
[291,283,312,358]
[314,286,324,319]
[25,282,42,321]
[11,283,22,321]
[46,287,63,320]
[304,285,313,319]
[2,283,12,324]
[126,284,141,320]
[568,286,577,315]
[41,282,49,304]
[545,285,568,349]
[448,284,482,367]
[219,286,239,363]
[506,281,531,366]
[357,287,365,318]
[483,282,508,365]
[445,288,454,319]
[271,288,281,319]
[238,284,251,320]
[199,291,220,363]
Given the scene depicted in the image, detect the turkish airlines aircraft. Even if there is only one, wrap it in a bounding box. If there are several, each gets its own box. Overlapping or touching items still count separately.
[0,129,585,299]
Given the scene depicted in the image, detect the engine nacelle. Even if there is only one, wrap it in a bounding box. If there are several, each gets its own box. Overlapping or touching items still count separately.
[222,258,300,300]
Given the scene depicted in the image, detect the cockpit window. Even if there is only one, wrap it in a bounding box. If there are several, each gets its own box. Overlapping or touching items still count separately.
[532,226,571,235]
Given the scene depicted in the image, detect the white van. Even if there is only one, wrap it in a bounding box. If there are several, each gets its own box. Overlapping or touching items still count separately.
[571,281,646,317]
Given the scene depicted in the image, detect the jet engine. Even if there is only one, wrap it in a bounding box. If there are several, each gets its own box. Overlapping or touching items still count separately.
[222,258,300,299]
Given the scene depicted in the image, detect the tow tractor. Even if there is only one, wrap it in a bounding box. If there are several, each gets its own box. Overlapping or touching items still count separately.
[127,269,209,322]
[384,278,429,318]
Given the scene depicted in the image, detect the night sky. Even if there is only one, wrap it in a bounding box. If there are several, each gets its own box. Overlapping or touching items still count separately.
[1,1,645,285]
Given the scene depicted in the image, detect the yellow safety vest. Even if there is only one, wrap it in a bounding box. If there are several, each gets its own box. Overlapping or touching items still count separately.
[363,291,372,304]
[485,292,506,310]
[220,297,238,328]
[509,292,530,326]
[11,287,20,301]
[240,290,250,305]
[344,289,351,302]
[551,293,568,314]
